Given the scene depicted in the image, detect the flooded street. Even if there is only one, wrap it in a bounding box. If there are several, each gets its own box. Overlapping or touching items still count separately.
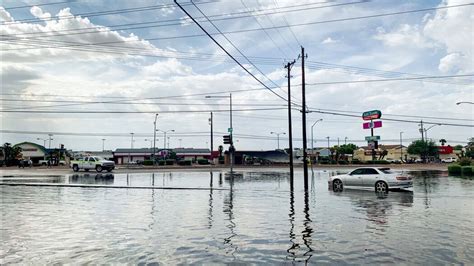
[1,169,473,264]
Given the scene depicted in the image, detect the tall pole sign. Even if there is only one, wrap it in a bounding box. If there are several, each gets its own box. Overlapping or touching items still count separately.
[362,110,382,161]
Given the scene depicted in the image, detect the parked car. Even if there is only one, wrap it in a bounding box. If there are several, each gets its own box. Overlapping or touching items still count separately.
[441,157,457,163]
[70,156,115,172]
[386,158,402,164]
[328,167,413,193]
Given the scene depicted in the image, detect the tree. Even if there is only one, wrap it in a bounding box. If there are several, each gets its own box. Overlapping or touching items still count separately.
[1,143,22,166]
[454,145,464,150]
[334,144,358,161]
[465,137,474,159]
[407,140,438,160]
[439,139,447,146]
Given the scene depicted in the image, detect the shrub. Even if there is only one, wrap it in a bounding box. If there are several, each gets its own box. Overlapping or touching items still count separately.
[197,159,210,165]
[461,166,473,176]
[143,160,153,166]
[366,160,390,164]
[448,164,462,175]
[351,159,361,164]
[165,159,174,165]
[178,160,192,166]
[158,160,165,166]
[338,160,349,165]
[458,157,472,166]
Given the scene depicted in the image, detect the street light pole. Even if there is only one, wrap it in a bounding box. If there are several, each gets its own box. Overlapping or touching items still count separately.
[270,132,286,150]
[424,124,441,142]
[153,114,158,164]
[102,138,106,151]
[344,137,348,145]
[326,136,330,149]
[128,133,134,164]
[310,119,323,151]
[400,131,404,162]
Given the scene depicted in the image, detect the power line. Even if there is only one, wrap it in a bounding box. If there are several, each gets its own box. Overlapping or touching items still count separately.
[3,0,76,10]
[1,1,362,37]
[1,129,468,143]
[175,0,291,105]
[2,2,469,40]
[0,107,288,113]
[1,0,221,25]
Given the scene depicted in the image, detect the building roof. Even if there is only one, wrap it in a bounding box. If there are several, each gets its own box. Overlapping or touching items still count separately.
[13,142,48,153]
[113,148,211,155]
[173,148,210,154]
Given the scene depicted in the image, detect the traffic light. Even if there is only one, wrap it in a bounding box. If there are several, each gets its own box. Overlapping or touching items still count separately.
[223,135,232,144]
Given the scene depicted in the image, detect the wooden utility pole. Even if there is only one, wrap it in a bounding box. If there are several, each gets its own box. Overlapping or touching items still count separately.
[285,60,296,190]
[301,46,309,191]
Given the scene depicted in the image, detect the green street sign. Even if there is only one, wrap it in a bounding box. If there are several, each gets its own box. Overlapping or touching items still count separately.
[362,110,382,120]
[365,136,381,141]
[228,127,233,133]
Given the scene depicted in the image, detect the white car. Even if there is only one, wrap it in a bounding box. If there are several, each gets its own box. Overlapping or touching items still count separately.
[328,167,413,192]
[441,157,457,163]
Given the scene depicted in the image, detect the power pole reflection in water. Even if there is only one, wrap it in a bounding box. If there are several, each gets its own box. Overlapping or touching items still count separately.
[223,172,237,257]
[287,189,314,263]
[208,172,214,229]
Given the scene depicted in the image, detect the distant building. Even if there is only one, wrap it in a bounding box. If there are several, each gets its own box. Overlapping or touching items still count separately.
[70,150,114,160]
[231,150,289,165]
[354,145,407,162]
[113,148,212,164]
[13,142,48,163]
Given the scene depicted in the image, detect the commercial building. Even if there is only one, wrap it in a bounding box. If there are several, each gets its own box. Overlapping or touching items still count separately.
[13,142,48,164]
[113,148,212,164]
[353,145,407,162]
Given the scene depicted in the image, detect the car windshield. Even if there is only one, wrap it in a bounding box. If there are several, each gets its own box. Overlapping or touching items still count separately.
[378,168,393,174]
[94,157,104,161]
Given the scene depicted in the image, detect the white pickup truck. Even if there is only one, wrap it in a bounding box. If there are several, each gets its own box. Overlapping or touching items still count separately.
[70,156,115,172]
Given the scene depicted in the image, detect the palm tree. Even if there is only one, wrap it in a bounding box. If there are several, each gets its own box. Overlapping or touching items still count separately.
[439,139,447,146]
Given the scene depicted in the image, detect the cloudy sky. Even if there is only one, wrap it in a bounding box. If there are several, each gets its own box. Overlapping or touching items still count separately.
[0,0,472,151]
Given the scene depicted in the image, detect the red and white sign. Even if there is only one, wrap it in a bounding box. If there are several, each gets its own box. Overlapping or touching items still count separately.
[363,120,382,129]
[438,146,454,155]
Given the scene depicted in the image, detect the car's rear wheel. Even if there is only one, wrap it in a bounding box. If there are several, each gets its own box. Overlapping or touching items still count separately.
[72,165,79,172]
[375,181,388,193]
[333,179,343,192]
[96,165,103,173]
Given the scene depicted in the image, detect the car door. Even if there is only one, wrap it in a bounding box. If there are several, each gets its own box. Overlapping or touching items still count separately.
[362,168,380,187]
[88,157,96,169]
[346,169,365,186]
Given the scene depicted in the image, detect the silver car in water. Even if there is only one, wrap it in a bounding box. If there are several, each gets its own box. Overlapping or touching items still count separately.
[328,167,413,192]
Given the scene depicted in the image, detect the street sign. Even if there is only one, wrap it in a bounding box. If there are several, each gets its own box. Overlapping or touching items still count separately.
[228,127,233,133]
[363,120,383,129]
[365,136,381,141]
[362,110,382,120]
[368,141,375,149]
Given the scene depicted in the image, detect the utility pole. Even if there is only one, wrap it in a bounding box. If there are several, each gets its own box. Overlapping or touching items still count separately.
[300,46,309,191]
[326,136,330,149]
[419,120,425,163]
[337,137,340,146]
[400,131,403,162]
[285,60,296,190]
[209,112,213,162]
[153,114,158,164]
[129,133,134,163]
[102,138,106,151]
[344,137,348,145]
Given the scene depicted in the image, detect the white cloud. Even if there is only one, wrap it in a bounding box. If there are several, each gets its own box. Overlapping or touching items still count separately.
[30,6,51,20]
[0,6,14,22]
[424,0,474,73]
[321,37,338,44]
[374,24,434,49]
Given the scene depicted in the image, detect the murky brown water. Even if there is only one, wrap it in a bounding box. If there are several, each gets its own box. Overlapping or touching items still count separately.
[1,169,473,264]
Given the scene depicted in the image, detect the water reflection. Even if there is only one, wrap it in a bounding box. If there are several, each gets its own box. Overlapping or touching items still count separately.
[301,191,314,263]
[223,172,237,256]
[69,173,114,185]
[333,190,413,226]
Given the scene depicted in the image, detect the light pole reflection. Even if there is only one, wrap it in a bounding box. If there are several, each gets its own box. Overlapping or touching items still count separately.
[223,172,237,257]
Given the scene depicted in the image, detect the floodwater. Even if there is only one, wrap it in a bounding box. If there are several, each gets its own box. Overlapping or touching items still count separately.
[1,169,473,264]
